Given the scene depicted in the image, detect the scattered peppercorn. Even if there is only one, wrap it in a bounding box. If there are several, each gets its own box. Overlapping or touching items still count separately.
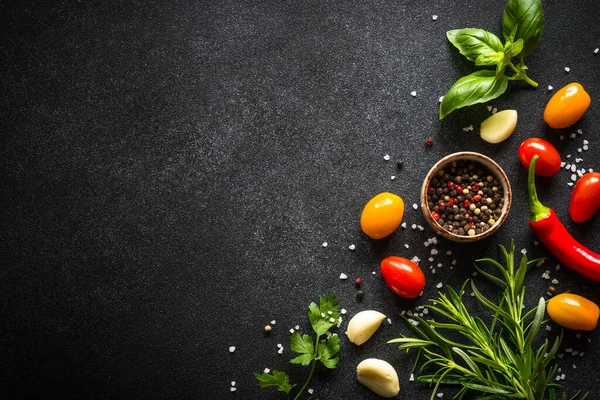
[356,290,365,301]
[396,159,404,169]
[355,277,362,288]
[264,325,272,333]
[426,159,504,237]
[424,137,434,146]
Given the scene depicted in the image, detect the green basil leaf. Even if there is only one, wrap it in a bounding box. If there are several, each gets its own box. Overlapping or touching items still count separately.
[504,38,524,59]
[502,0,544,57]
[475,52,504,67]
[446,28,504,63]
[439,70,508,119]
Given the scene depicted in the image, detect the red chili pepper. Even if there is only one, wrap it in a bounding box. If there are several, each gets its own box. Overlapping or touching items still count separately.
[432,212,440,221]
[528,155,600,281]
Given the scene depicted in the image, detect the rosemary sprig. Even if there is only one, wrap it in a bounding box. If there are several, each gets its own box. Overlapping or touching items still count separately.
[388,241,589,400]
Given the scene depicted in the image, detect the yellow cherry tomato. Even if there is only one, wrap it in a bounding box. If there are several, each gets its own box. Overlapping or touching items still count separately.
[543,82,591,129]
[360,192,404,239]
[547,293,599,331]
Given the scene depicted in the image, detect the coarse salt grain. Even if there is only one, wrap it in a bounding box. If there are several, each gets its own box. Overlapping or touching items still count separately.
[349,244,355,250]
[487,105,492,112]
[492,107,498,114]
[341,308,347,314]
[384,154,390,161]
[571,164,576,172]
[391,175,396,180]
[411,224,417,229]
[230,387,237,392]
[432,14,438,20]
[446,250,452,255]
[583,139,589,145]
[565,67,570,72]
[578,129,583,134]
[560,135,564,140]
[570,133,577,139]
[521,248,527,255]
[339,273,347,280]
[417,225,424,231]
[271,320,276,325]
[583,145,589,151]
[231,381,236,387]
[413,203,418,210]
[405,244,409,248]
[571,174,577,181]
[548,85,554,90]
[229,346,236,353]
[436,282,443,288]
[322,242,328,247]
[308,389,314,395]
[264,368,270,373]
[278,347,284,354]
[439,96,444,102]
[595,48,599,54]
[409,373,415,381]
[289,328,294,333]
[387,317,392,324]
[411,91,417,97]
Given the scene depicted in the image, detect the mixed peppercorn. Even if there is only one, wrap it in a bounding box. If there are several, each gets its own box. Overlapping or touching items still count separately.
[427,159,504,237]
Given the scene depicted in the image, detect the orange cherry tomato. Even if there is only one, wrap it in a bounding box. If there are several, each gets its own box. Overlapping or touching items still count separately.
[380,256,425,298]
[543,82,591,129]
[518,138,561,177]
[570,172,600,222]
[547,293,599,331]
[360,192,404,239]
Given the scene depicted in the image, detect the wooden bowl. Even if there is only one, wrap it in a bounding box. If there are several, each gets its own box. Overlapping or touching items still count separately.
[420,152,512,242]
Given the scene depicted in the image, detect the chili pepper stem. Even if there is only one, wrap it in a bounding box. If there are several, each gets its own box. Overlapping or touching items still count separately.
[527,155,550,222]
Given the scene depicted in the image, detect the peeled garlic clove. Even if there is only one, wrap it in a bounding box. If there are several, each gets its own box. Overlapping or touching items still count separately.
[346,310,386,345]
[356,358,400,398]
[480,109,518,144]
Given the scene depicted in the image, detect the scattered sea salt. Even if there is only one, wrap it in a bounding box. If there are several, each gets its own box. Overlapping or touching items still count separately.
[565,66,571,72]
[583,145,589,151]
[384,154,390,161]
[229,346,236,353]
[339,273,348,280]
[264,368,271,373]
[571,174,577,182]
[413,203,418,210]
[401,222,407,228]
[492,107,498,114]
[548,85,554,91]
[594,48,599,54]
[570,132,577,139]
[349,244,355,250]
[230,387,237,392]
[436,282,443,288]
[432,14,438,20]
[405,244,409,249]
[409,373,415,381]
[322,242,328,247]
[271,320,276,325]
[308,389,314,395]
[446,250,452,255]
[278,347,284,354]
[341,308,347,314]
[411,91,417,97]
[391,175,396,180]
[412,224,417,229]
[439,96,444,102]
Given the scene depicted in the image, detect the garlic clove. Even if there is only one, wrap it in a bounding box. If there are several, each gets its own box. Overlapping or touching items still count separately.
[346,310,386,345]
[480,109,518,144]
[356,358,400,398]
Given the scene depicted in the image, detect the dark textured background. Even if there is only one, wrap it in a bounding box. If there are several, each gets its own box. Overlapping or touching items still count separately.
[2,1,600,399]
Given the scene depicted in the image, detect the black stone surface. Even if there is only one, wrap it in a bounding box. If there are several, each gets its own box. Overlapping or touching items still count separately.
[2,1,600,399]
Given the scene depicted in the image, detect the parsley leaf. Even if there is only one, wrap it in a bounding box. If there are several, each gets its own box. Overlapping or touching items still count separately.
[317,334,340,369]
[290,333,314,365]
[255,294,341,399]
[308,294,340,336]
[254,370,295,395]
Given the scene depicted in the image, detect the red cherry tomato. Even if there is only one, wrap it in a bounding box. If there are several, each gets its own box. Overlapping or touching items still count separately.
[380,257,425,299]
[570,172,600,222]
[518,138,561,177]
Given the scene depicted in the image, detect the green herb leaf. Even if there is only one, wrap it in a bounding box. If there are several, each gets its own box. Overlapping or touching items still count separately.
[316,334,340,369]
[254,370,295,394]
[502,0,544,57]
[446,28,504,63]
[308,294,340,336]
[290,333,315,365]
[255,294,341,399]
[440,70,508,119]
[475,52,505,67]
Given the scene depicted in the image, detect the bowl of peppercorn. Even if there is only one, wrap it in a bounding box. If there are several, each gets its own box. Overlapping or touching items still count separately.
[421,152,512,242]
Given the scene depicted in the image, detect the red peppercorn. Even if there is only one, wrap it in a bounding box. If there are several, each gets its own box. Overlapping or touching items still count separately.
[473,194,482,202]
[429,187,436,193]
[448,198,455,206]
[432,212,440,221]
[447,182,454,189]
[469,221,475,227]
[355,278,362,288]
[424,137,434,146]
[464,199,470,207]
[472,184,480,191]
[439,202,446,211]
[456,185,463,192]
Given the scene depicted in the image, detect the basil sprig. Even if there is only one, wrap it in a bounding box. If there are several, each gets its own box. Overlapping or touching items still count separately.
[440,0,544,119]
